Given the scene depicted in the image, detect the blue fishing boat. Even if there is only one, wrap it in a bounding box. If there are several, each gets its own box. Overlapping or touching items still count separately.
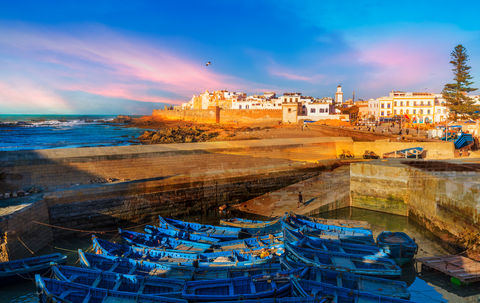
[52,264,184,296]
[79,249,283,281]
[284,228,388,259]
[145,225,220,244]
[93,236,276,267]
[284,242,401,277]
[287,215,374,239]
[120,228,213,252]
[207,298,330,303]
[281,258,410,299]
[383,147,426,159]
[282,220,375,245]
[377,231,418,266]
[291,277,413,303]
[35,275,187,303]
[0,253,67,285]
[182,273,293,301]
[159,216,242,240]
[290,214,371,230]
[213,232,283,251]
[220,217,283,236]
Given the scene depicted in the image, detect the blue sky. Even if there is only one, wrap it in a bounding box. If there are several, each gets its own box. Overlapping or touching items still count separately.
[1,1,480,114]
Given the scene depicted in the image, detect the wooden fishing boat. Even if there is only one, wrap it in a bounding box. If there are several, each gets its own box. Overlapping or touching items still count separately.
[219,217,283,236]
[281,258,410,299]
[79,249,283,281]
[206,298,330,303]
[284,242,401,277]
[35,275,187,303]
[383,147,426,159]
[52,264,184,296]
[0,253,67,285]
[287,216,373,239]
[213,232,283,251]
[93,236,276,267]
[119,228,213,252]
[182,273,292,301]
[158,216,241,240]
[291,277,412,303]
[282,220,376,245]
[284,228,388,259]
[377,231,418,266]
[290,214,371,230]
[145,225,220,244]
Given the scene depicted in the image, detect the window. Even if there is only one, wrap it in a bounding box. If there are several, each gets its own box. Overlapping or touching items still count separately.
[394,101,397,106]
[400,109,403,114]
[420,109,423,114]
[406,101,409,106]
[381,111,384,116]
[310,108,316,113]
[289,98,292,102]
[406,109,409,114]
[421,101,424,106]
[394,110,397,114]
[400,101,403,106]
[414,101,417,106]
[413,109,416,114]
[381,104,384,109]
[427,109,430,114]
[319,108,325,113]
[288,108,291,113]
[428,101,431,106]
[387,104,391,108]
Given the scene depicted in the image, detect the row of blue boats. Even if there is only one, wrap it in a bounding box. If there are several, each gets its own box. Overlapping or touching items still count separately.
[0,213,419,302]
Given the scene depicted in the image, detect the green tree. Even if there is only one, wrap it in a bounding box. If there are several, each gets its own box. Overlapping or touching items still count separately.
[442,44,479,119]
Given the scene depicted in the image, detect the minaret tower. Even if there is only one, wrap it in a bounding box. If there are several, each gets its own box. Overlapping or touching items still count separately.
[335,85,343,105]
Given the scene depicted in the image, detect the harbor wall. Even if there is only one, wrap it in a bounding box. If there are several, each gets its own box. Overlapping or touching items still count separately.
[350,160,480,250]
[152,108,282,124]
[0,137,348,260]
[352,141,454,159]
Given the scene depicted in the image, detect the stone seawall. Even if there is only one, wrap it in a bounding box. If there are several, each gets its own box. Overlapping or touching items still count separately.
[350,160,480,251]
[152,108,282,124]
[0,137,348,260]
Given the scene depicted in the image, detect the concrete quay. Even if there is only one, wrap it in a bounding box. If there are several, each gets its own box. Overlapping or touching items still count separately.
[0,137,348,260]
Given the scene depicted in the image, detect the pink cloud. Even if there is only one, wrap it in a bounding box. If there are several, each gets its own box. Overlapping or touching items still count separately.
[267,64,328,84]
[0,25,269,108]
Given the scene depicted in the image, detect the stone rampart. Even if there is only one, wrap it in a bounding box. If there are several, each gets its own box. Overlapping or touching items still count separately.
[151,108,282,124]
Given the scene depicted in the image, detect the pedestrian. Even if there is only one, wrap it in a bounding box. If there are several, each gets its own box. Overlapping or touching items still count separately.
[298,191,303,208]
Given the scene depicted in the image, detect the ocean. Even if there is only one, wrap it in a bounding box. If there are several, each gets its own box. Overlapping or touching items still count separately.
[0,115,146,151]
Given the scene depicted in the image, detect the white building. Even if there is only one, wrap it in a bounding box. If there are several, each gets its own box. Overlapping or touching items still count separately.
[335,85,343,105]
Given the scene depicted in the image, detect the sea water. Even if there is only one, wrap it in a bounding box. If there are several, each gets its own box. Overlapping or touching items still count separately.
[0,115,145,151]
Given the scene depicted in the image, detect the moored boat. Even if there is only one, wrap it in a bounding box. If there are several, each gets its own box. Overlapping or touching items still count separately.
[281,258,410,299]
[282,220,375,245]
[52,264,184,297]
[291,277,413,303]
[287,216,373,239]
[93,236,276,267]
[35,275,187,303]
[290,213,371,230]
[158,216,242,240]
[213,232,283,251]
[377,231,418,266]
[182,273,293,301]
[145,225,220,244]
[285,229,388,259]
[0,253,67,285]
[220,217,283,236]
[284,242,401,277]
[119,228,213,252]
[79,249,283,281]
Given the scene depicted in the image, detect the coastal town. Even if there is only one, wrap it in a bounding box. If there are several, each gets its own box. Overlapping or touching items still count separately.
[3,2,480,303]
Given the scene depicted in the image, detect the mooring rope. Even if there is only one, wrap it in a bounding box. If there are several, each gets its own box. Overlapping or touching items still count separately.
[32,220,151,234]
[17,236,35,255]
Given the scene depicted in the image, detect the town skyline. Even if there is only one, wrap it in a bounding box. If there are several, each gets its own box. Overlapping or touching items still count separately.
[2,1,480,114]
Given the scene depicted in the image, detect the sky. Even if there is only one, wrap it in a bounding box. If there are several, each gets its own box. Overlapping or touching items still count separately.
[1,1,480,114]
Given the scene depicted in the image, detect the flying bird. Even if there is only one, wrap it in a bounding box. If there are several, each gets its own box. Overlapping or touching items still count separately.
[205,61,211,67]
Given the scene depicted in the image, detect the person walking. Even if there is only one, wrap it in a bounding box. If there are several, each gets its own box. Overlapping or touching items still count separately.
[298,191,303,208]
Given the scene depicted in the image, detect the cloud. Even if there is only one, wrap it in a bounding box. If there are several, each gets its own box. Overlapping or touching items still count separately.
[0,24,269,113]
